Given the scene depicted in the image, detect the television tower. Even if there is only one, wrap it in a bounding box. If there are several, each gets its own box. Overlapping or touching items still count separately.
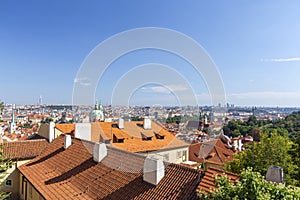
[39,95,43,105]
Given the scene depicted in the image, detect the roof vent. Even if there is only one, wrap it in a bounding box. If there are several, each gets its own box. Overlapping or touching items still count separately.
[143,157,165,185]
[118,118,124,129]
[266,166,285,184]
[64,135,72,149]
[93,143,107,163]
[143,118,151,130]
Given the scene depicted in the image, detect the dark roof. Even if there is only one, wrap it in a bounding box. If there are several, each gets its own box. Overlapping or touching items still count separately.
[2,139,48,160]
[186,121,203,130]
[198,167,239,194]
[26,133,48,141]
[18,135,201,200]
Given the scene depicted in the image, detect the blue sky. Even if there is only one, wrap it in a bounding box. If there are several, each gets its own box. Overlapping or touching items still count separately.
[1,1,300,107]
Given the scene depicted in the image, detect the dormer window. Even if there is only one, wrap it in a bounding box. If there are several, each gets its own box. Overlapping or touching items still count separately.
[111,124,118,128]
[155,132,165,140]
[142,136,152,141]
[141,133,153,141]
[117,138,124,143]
[155,134,164,140]
[113,134,124,143]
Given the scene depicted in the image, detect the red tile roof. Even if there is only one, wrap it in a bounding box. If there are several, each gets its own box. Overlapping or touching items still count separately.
[2,139,48,160]
[189,139,234,167]
[18,135,201,200]
[92,121,189,153]
[55,124,75,134]
[197,167,239,194]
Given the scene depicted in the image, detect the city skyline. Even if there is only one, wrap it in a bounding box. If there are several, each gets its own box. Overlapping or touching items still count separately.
[1,1,300,107]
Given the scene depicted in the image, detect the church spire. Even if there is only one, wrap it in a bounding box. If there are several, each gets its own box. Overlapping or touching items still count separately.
[10,104,16,133]
[95,99,99,110]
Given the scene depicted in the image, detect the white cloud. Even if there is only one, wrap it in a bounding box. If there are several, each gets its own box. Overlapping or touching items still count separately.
[74,77,91,86]
[141,84,189,94]
[261,57,300,62]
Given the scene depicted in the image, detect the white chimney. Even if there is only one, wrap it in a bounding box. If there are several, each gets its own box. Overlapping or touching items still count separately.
[93,143,107,163]
[238,139,242,151]
[75,123,91,141]
[143,157,165,185]
[64,135,72,149]
[143,118,151,130]
[118,118,124,129]
[49,122,55,142]
[204,115,208,125]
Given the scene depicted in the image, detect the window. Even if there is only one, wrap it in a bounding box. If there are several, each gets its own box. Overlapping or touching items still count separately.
[182,150,187,161]
[163,154,169,161]
[176,151,182,159]
[5,179,12,187]
[155,133,165,140]
[142,137,152,141]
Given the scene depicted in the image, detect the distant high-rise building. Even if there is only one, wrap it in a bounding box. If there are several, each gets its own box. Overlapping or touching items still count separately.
[39,95,43,105]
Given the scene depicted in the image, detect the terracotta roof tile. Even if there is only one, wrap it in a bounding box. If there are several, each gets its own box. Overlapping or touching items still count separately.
[189,139,234,166]
[92,121,189,153]
[197,167,239,194]
[18,135,200,199]
[55,124,75,134]
[2,139,48,160]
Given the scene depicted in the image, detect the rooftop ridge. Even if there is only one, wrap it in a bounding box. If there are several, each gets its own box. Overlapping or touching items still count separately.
[68,135,148,160]
[207,166,240,178]
[2,138,48,143]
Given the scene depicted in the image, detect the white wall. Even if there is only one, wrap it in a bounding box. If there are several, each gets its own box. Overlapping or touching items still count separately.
[0,160,30,199]
[75,123,91,141]
[140,146,189,164]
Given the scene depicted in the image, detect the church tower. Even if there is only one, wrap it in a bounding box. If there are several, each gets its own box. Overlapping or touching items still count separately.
[10,105,16,133]
[90,99,105,122]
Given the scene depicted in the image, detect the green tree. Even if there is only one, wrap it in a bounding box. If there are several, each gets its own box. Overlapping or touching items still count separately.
[0,101,4,117]
[0,144,12,199]
[41,117,54,124]
[199,168,300,200]
[226,131,299,186]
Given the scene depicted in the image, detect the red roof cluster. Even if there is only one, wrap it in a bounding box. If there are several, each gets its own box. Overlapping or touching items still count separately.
[189,139,235,167]
[18,135,201,199]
